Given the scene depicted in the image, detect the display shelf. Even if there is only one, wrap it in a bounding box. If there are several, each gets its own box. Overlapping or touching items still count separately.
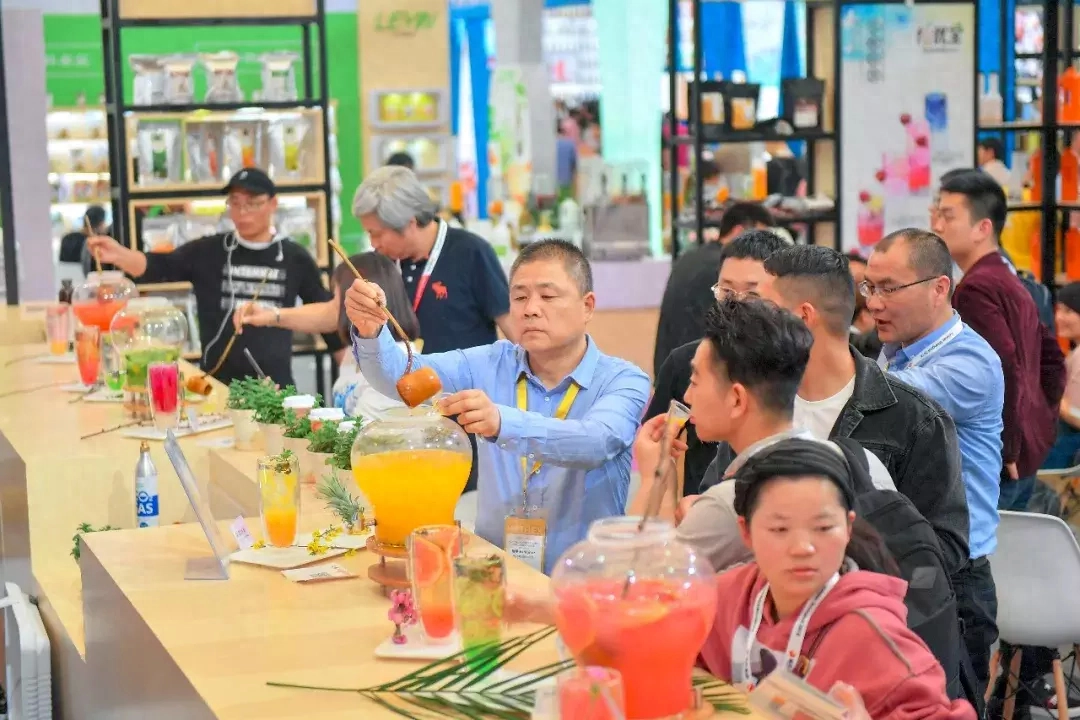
[667,0,838,254]
[126,191,329,267]
[123,107,326,192]
[122,100,323,114]
[101,0,334,271]
[115,0,316,22]
[367,88,448,130]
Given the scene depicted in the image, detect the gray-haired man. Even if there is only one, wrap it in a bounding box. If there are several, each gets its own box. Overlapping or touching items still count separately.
[352,165,513,352]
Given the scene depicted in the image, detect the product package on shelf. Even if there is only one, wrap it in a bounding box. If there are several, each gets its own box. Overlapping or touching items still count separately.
[201,52,243,105]
[47,109,107,141]
[49,141,109,175]
[259,52,299,102]
[142,216,183,253]
[136,123,183,184]
[130,55,166,106]
[185,124,223,183]
[129,109,322,190]
[162,55,197,105]
[223,123,263,176]
[267,119,310,180]
[372,135,450,175]
[276,205,318,258]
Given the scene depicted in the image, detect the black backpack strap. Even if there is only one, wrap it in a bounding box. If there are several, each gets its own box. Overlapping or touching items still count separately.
[831,437,875,494]
[806,620,837,659]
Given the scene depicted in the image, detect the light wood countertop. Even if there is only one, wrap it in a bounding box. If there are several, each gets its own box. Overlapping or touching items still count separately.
[0,339,232,719]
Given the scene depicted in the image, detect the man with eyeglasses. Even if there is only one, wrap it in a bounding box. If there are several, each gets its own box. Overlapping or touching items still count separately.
[645,229,789,494]
[86,168,341,386]
[865,228,1004,706]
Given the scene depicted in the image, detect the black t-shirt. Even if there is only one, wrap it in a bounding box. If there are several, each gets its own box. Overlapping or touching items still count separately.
[653,242,726,374]
[141,233,342,387]
[399,226,509,353]
[645,339,716,495]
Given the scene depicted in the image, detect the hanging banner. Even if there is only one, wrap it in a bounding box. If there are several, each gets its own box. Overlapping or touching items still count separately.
[840,3,975,255]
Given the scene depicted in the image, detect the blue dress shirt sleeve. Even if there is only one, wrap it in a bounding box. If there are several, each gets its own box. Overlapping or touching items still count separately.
[888,349,1004,423]
[351,325,483,398]
[494,366,651,471]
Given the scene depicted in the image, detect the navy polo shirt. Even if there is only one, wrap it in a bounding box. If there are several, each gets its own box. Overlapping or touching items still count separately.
[401,226,509,353]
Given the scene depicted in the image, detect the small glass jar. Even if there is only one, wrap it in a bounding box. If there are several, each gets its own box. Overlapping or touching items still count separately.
[110,297,188,420]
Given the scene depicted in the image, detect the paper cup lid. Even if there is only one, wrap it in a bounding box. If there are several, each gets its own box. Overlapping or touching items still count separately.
[282,394,316,408]
[310,407,345,422]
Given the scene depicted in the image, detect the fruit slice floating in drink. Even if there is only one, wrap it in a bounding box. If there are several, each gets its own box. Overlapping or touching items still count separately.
[408,524,462,643]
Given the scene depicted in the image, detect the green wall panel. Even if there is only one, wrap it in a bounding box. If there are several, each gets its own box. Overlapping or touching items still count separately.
[42,13,363,246]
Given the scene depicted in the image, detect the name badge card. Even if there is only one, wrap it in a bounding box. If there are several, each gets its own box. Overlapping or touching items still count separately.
[504,515,547,572]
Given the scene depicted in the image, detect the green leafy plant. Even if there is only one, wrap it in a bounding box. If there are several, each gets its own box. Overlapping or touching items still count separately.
[253,384,298,425]
[226,377,264,410]
[267,626,749,718]
[307,421,340,454]
[315,474,365,530]
[283,411,312,440]
[71,522,118,561]
[329,424,361,471]
[266,449,296,474]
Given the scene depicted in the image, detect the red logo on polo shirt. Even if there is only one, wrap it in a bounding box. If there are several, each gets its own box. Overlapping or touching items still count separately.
[432,281,448,300]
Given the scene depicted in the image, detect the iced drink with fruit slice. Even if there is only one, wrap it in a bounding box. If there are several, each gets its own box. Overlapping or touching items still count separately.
[407,524,462,643]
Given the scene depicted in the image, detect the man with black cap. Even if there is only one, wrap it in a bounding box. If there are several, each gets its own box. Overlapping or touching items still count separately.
[86,168,340,386]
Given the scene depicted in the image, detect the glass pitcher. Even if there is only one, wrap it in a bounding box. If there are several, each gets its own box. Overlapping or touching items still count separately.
[550,517,719,720]
[110,297,188,420]
[351,406,472,549]
[71,270,137,331]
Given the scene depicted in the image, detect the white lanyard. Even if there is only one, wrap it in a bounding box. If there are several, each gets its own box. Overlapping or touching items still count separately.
[409,220,448,313]
[739,572,840,690]
[880,318,962,371]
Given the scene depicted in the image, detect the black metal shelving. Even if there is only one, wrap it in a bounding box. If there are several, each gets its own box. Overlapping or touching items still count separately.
[665,0,840,260]
[978,0,1078,287]
[99,0,335,264]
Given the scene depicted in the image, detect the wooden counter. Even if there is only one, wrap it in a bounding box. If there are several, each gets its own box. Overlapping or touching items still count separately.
[80,514,555,719]
[0,341,232,717]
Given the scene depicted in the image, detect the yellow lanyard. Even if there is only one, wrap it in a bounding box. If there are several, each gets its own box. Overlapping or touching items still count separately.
[515,376,580,492]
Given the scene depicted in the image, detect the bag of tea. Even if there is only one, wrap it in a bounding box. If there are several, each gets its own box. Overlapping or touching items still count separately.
[136,123,182,184]
[260,52,299,102]
[130,55,165,106]
[268,119,309,179]
[162,55,196,105]
[223,123,263,176]
[201,51,243,104]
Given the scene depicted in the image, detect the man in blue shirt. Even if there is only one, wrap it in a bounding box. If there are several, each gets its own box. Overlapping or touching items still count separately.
[344,239,651,574]
[864,227,1004,704]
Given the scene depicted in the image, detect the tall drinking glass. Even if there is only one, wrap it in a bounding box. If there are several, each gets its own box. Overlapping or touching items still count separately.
[45,305,70,356]
[407,524,462,644]
[147,361,181,431]
[74,326,101,387]
[257,454,300,548]
[102,335,125,392]
[452,554,505,669]
[558,667,626,720]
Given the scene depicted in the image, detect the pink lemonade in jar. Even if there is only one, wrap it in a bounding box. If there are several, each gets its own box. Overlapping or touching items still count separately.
[554,578,717,719]
[558,667,626,720]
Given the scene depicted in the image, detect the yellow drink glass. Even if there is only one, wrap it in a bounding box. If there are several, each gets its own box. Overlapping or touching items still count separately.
[351,407,472,549]
[257,453,300,548]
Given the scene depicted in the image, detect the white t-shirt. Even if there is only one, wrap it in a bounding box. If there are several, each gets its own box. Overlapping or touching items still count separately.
[794,375,856,440]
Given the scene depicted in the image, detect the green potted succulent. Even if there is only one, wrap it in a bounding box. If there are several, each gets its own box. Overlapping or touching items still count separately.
[226,377,266,450]
[254,384,297,455]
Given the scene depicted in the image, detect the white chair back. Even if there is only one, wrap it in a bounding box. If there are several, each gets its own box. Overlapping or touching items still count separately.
[990,510,1080,648]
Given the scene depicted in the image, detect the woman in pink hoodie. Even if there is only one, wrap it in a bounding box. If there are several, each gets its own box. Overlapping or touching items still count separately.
[700,438,975,720]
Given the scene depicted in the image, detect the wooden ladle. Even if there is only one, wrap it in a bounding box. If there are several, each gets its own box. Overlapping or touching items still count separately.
[328,240,441,408]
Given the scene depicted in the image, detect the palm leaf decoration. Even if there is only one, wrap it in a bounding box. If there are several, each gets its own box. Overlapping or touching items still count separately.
[268,625,749,718]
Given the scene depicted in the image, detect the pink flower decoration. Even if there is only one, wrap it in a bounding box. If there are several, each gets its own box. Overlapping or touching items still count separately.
[388,589,418,644]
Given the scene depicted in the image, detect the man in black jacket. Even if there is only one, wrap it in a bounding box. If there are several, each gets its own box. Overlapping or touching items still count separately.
[696,245,971,577]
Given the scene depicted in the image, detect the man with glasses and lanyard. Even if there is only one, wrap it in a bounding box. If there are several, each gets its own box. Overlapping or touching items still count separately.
[864,228,1005,709]
[86,168,341,387]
